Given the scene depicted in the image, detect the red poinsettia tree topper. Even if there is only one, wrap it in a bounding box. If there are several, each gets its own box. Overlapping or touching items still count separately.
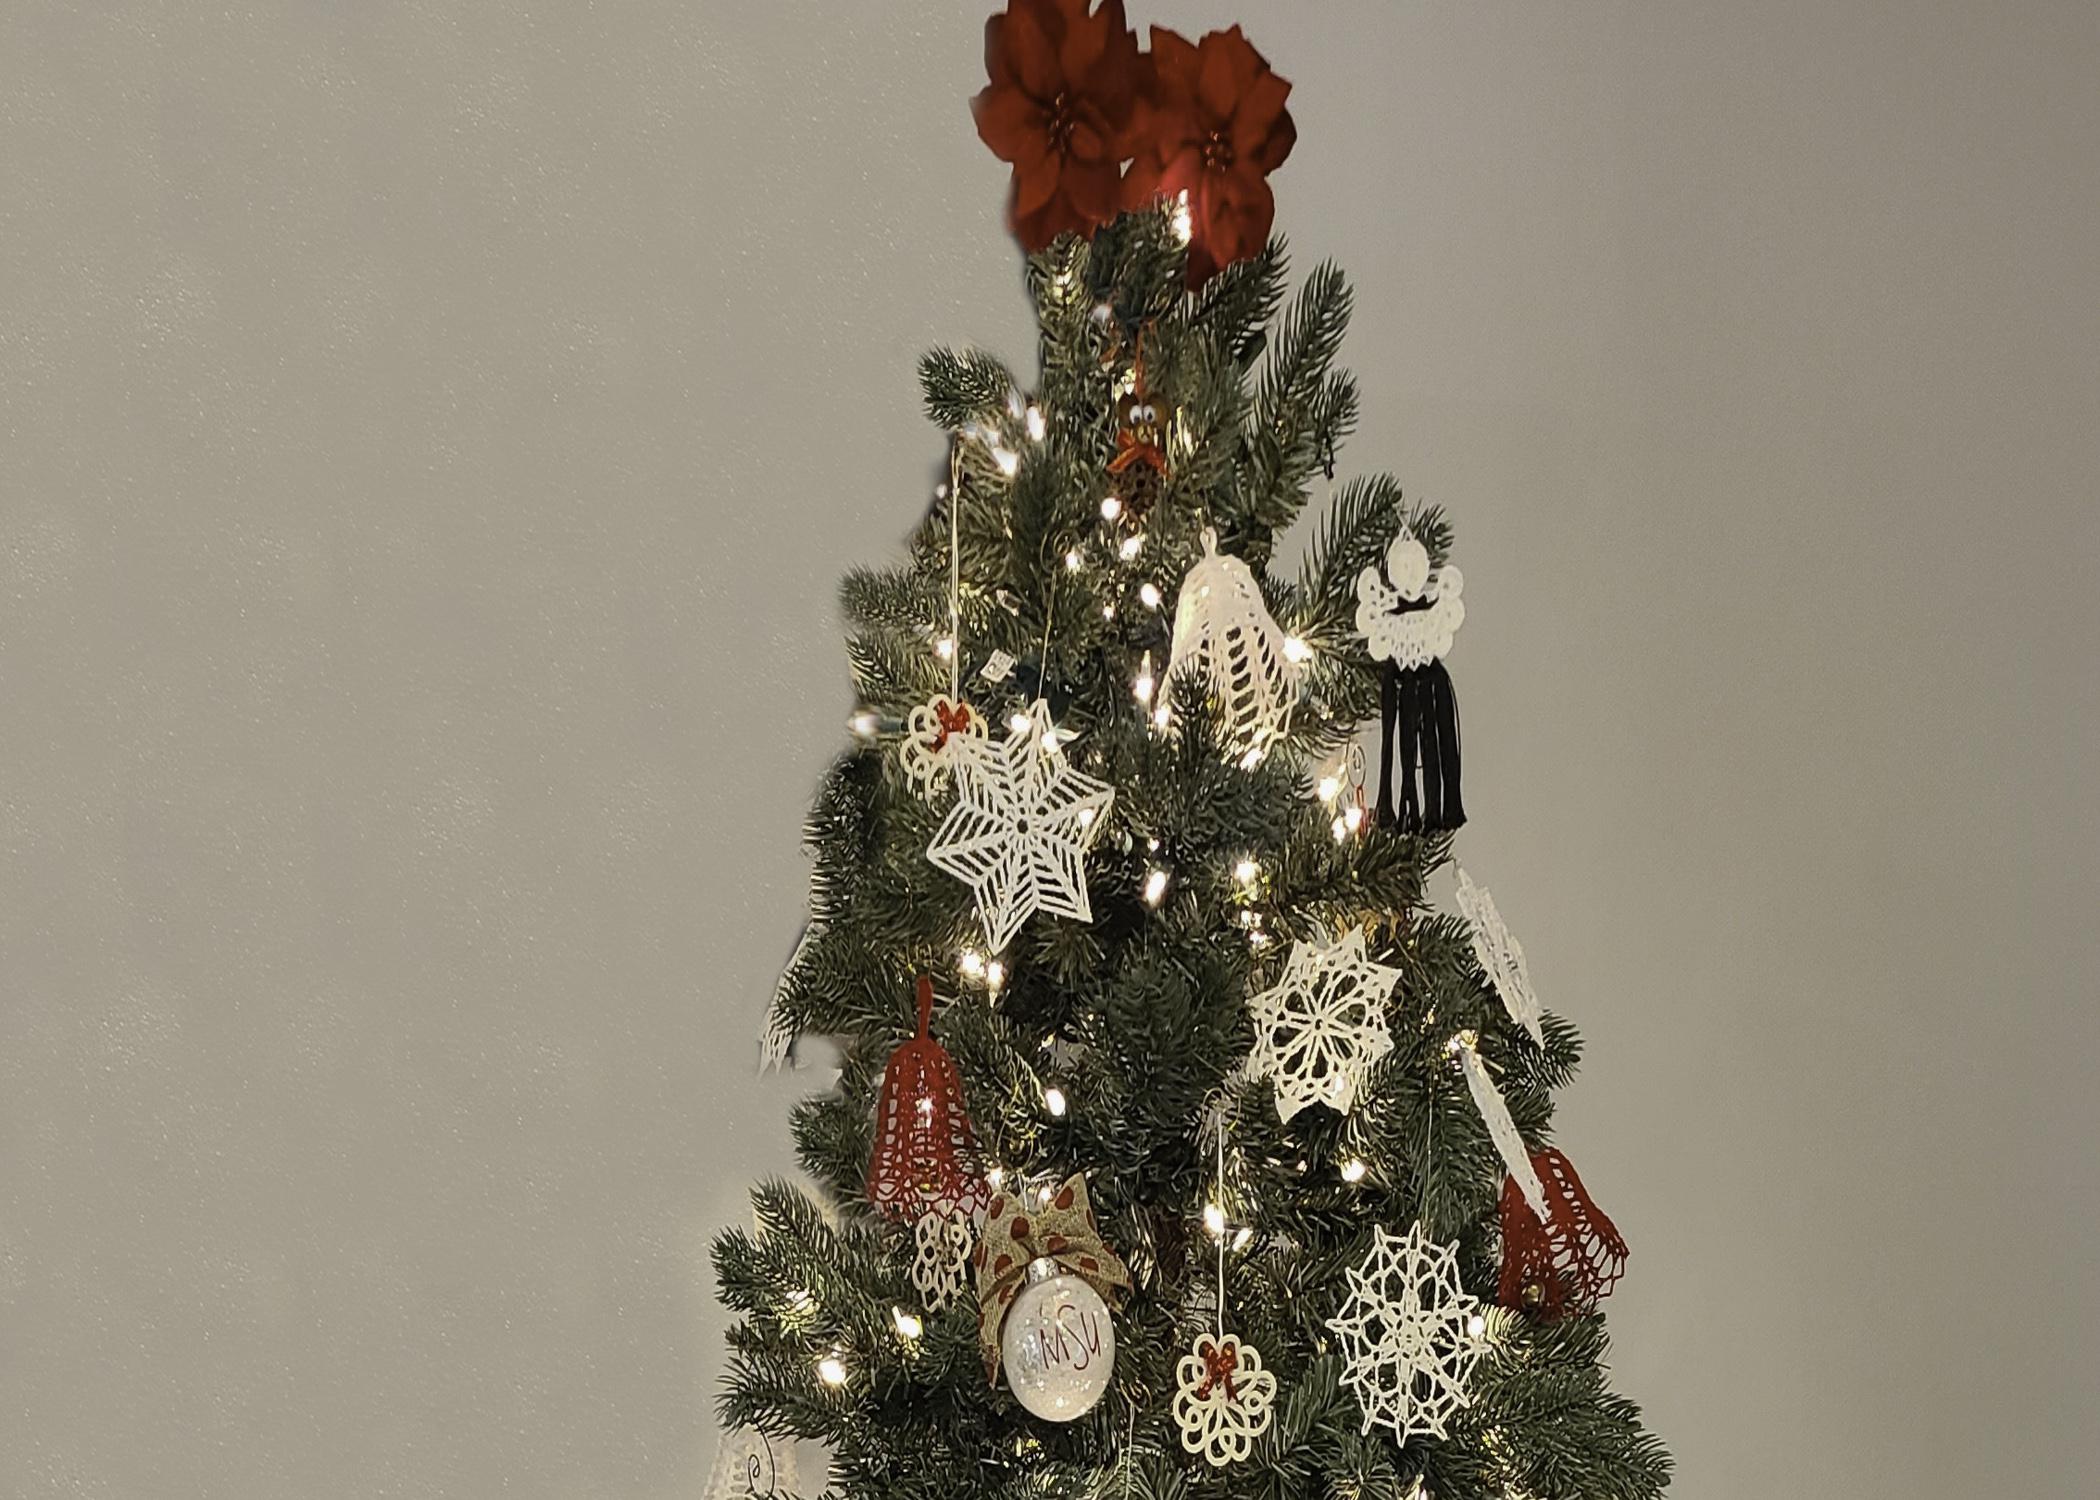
[972,0,1146,251]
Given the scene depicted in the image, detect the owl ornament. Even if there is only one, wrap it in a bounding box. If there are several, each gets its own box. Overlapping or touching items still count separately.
[1106,345,1169,520]
[1354,529,1465,832]
[1169,529,1299,763]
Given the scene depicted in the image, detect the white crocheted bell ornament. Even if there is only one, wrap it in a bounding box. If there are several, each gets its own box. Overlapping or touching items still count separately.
[1001,1257,1116,1422]
[1168,529,1299,761]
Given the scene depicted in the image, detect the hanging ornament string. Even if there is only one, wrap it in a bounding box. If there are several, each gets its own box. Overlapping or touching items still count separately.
[1215,1127,1227,1339]
[948,435,964,702]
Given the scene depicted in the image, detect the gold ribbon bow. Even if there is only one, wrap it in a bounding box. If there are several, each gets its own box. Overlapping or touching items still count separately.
[972,1173,1132,1384]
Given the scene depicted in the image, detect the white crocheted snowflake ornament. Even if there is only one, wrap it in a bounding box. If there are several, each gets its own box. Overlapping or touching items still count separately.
[1169,529,1299,761]
[1326,1222,1485,1443]
[910,1209,973,1313]
[1172,1331,1277,1467]
[1354,530,1464,668]
[1245,926,1402,1123]
[1453,868,1544,1048]
[925,700,1113,953]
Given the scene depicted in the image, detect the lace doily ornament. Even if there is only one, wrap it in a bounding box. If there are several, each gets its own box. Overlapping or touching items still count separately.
[1168,530,1299,762]
[926,701,1114,954]
[1172,1332,1278,1467]
[1354,529,1465,832]
[899,694,986,793]
[911,1209,975,1313]
[1498,1146,1628,1321]
[867,978,989,1222]
[1454,1035,1547,1219]
[702,1427,797,1500]
[1453,868,1544,1048]
[1246,926,1402,1123]
[1325,1222,1485,1443]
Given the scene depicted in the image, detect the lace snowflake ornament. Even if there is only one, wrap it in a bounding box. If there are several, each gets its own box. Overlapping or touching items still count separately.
[910,1209,974,1313]
[1172,1332,1277,1467]
[1246,927,1402,1122]
[1169,529,1299,761]
[926,700,1113,954]
[1326,1222,1485,1443]
[1453,868,1543,1048]
[1354,530,1464,669]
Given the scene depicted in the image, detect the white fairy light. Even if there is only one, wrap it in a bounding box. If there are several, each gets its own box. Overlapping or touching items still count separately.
[1466,1314,1487,1338]
[849,711,879,739]
[1343,805,1365,832]
[1202,1202,1227,1237]
[1331,815,1349,841]
[1103,603,1117,620]
[1119,533,1144,560]
[1065,548,1082,570]
[1238,746,1266,771]
[1234,857,1260,886]
[1143,868,1170,906]
[1317,774,1341,803]
[1008,711,1032,735]
[1283,636,1312,663]
[991,446,1020,478]
[1340,1158,1368,1184]
[893,1307,924,1340]
[1138,581,1162,609]
[985,959,1006,991]
[1040,725,1064,754]
[935,637,955,660]
[816,1354,848,1387]
[1100,496,1124,521]
[987,1165,1007,1188]
[1152,702,1170,729]
[1134,651,1156,706]
[960,950,986,978]
[1043,1085,1067,1117]
[1025,405,1046,442]
[1007,390,1025,420]
[1171,190,1193,244]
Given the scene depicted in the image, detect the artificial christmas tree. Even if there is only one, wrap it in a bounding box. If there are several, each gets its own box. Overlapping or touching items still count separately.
[713,7,1670,1498]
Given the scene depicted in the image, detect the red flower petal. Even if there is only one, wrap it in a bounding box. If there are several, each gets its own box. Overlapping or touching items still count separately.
[1003,0,1063,102]
[971,85,1042,163]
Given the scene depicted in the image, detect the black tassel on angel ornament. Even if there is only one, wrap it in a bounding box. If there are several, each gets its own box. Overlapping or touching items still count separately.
[1354,528,1465,832]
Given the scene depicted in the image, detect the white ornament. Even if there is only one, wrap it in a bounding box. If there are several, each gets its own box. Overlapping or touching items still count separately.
[759,917,820,1072]
[1168,529,1299,759]
[910,1210,973,1313]
[702,1426,797,1500]
[1172,1331,1277,1467]
[1325,1222,1485,1443]
[1245,926,1402,1122]
[1452,868,1544,1048]
[979,649,1016,683]
[926,701,1113,954]
[898,694,988,794]
[1001,1258,1116,1422]
[1354,531,1464,668]
[1455,1037,1547,1218]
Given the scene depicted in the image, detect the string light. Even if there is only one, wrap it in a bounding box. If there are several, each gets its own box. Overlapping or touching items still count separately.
[1231,1226,1253,1251]
[1340,1158,1368,1184]
[1317,774,1342,803]
[1065,548,1082,570]
[960,950,987,978]
[1138,580,1162,609]
[1152,702,1171,729]
[1009,711,1033,735]
[893,1307,925,1340]
[991,445,1020,478]
[1466,1313,1487,1338]
[848,711,879,739]
[1025,405,1046,442]
[987,1165,1007,1188]
[1170,190,1193,244]
[816,1354,849,1387]
[985,959,1006,991]
[1133,651,1155,706]
[1234,857,1260,886]
[1043,1085,1068,1117]
[1283,636,1312,663]
[1100,496,1123,521]
[1238,746,1266,771]
[935,637,955,660]
[1142,868,1169,906]
[1202,1202,1227,1237]
[1118,532,1144,560]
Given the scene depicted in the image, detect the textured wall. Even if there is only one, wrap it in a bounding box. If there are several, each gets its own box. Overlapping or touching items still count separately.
[3,2,2097,1496]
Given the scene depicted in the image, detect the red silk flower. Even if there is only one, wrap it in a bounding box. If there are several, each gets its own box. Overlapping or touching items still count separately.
[1122,25,1296,286]
[972,0,1145,251]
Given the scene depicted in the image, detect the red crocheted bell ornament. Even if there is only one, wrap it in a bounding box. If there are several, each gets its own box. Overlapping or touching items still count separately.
[867,977,988,1222]
[1498,1147,1628,1320]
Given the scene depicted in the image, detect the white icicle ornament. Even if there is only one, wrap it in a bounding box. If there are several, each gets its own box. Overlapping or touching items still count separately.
[1167,529,1299,761]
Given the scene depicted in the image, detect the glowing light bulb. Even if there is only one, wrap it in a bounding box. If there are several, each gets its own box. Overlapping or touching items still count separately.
[1119,532,1144,560]
[1076,807,1096,831]
[1152,702,1171,729]
[1343,804,1365,832]
[1040,726,1064,754]
[1043,1086,1067,1117]
[985,959,1005,991]
[849,711,878,739]
[1234,857,1260,886]
[1238,746,1266,770]
[1202,1202,1227,1237]
[1170,190,1193,244]
[992,446,1020,478]
[1025,405,1046,442]
[1138,580,1162,609]
[1466,1314,1487,1338]
[915,1096,934,1119]
[1340,1158,1368,1184]
[1100,496,1123,521]
[987,1165,1006,1188]
[1283,636,1312,663]
[1332,815,1349,841]
[960,950,986,978]
[894,1307,924,1340]
[1317,775,1341,803]
[1009,712,1033,735]
[1134,651,1155,706]
[816,1355,848,1387]
[935,636,955,660]
[1142,868,1169,906]
[1065,548,1082,571]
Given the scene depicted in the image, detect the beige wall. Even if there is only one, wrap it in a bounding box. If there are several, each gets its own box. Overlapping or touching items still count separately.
[3,2,2097,1495]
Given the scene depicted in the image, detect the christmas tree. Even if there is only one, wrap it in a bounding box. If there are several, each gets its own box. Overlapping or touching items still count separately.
[713,7,1670,1499]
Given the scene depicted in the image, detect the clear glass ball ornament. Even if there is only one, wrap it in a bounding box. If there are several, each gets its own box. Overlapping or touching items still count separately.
[1001,1257,1115,1422]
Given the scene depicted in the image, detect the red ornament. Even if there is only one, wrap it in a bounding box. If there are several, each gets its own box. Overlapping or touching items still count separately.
[971,0,1146,252]
[1498,1147,1628,1320]
[1121,25,1297,287]
[868,977,989,1222]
